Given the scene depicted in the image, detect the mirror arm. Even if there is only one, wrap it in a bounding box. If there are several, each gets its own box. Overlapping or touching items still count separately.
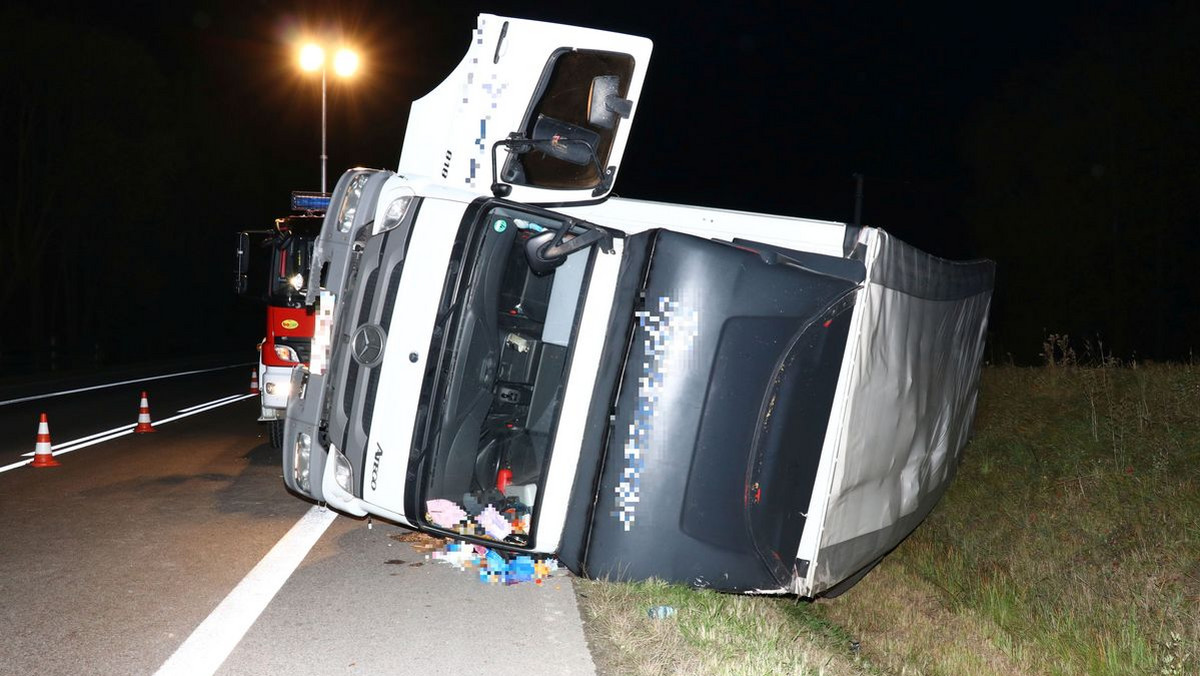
[490,134,615,198]
[490,134,532,197]
[541,225,612,258]
[552,138,614,197]
[550,215,613,254]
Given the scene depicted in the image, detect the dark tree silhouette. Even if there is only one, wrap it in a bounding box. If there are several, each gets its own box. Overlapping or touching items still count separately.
[0,7,182,368]
[964,2,1200,361]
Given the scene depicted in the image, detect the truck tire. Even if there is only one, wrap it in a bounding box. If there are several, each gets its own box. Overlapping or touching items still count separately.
[269,419,283,449]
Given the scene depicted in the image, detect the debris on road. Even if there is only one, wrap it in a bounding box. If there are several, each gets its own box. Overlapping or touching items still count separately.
[390,525,562,585]
[427,540,563,586]
[647,605,676,620]
[388,530,445,554]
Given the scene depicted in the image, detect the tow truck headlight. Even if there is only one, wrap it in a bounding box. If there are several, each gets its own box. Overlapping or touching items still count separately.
[273,345,300,362]
[294,432,312,492]
[331,444,354,493]
[372,194,414,235]
[337,173,371,233]
[289,274,304,290]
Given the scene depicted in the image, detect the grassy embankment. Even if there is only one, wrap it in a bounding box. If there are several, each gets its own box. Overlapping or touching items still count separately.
[578,359,1199,675]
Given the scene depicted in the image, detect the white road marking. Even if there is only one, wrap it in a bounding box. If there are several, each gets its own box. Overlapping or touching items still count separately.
[0,363,255,407]
[178,394,246,413]
[154,394,258,426]
[1,393,259,474]
[0,459,34,473]
[34,427,136,458]
[153,506,337,676]
[28,422,138,454]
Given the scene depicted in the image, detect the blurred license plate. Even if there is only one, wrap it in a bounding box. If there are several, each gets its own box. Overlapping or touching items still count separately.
[310,291,336,375]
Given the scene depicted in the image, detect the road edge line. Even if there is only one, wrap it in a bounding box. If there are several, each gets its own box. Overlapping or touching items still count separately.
[0,363,255,407]
[152,505,337,676]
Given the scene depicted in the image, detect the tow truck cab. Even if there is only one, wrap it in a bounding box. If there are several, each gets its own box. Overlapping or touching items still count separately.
[283,15,993,597]
[236,193,327,447]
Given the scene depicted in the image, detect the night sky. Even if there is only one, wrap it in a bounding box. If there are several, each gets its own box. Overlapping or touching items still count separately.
[2,1,1196,371]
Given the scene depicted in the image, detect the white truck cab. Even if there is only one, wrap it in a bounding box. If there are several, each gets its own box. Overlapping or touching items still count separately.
[283,14,993,597]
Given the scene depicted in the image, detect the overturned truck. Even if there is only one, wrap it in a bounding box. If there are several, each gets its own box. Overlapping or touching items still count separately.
[282,14,994,596]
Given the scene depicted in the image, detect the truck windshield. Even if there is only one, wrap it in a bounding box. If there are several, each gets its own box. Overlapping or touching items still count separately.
[423,206,592,546]
[269,236,313,306]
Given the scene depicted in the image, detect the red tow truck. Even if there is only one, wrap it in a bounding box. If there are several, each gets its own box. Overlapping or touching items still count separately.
[235,192,328,447]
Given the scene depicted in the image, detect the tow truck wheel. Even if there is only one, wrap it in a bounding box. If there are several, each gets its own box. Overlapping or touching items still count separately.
[269,419,283,449]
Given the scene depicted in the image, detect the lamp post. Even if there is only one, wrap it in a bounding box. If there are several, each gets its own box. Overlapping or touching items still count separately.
[299,43,360,194]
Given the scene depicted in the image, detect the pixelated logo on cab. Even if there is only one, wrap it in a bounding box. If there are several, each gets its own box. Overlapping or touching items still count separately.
[281,319,299,330]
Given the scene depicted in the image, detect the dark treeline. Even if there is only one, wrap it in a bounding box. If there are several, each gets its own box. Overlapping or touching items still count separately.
[964,2,1200,362]
[0,3,463,375]
[1,2,1196,374]
[0,6,266,372]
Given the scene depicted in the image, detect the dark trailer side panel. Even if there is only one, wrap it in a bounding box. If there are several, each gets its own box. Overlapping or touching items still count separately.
[560,230,862,592]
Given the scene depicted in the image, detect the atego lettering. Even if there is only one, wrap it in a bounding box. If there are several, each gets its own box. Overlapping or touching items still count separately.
[370,443,384,490]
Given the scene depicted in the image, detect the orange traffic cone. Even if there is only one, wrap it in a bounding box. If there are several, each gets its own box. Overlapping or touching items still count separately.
[135,391,156,433]
[31,413,60,468]
[250,369,260,394]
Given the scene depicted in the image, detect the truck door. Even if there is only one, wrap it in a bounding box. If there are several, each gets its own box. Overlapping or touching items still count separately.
[399,14,653,206]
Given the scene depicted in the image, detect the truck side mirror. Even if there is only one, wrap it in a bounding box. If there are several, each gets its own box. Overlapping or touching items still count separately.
[524,226,613,275]
[531,115,599,166]
[235,232,251,295]
[587,75,632,130]
[236,232,250,273]
[235,231,271,300]
[524,231,567,274]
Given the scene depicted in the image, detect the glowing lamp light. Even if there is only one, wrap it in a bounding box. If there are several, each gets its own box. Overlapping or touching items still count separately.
[333,48,359,77]
[299,43,325,71]
[296,40,362,193]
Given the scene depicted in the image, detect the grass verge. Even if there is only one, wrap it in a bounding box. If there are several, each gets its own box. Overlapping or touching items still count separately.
[576,577,874,675]
[581,362,1200,675]
[812,363,1200,675]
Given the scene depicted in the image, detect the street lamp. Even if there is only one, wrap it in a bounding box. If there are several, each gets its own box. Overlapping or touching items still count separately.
[299,43,360,193]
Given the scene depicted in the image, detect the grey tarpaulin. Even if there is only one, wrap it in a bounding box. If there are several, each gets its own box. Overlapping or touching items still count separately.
[797,229,994,596]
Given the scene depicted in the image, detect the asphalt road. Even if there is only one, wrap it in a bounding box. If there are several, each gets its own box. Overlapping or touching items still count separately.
[0,365,595,675]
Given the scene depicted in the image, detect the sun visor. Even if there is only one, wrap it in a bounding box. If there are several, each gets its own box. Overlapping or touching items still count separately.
[398,14,653,205]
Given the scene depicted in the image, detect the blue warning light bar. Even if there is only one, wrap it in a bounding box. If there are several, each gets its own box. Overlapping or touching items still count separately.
[291,191,331,213]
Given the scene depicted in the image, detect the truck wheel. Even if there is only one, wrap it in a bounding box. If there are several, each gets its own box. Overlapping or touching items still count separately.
[269,420,283,449]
